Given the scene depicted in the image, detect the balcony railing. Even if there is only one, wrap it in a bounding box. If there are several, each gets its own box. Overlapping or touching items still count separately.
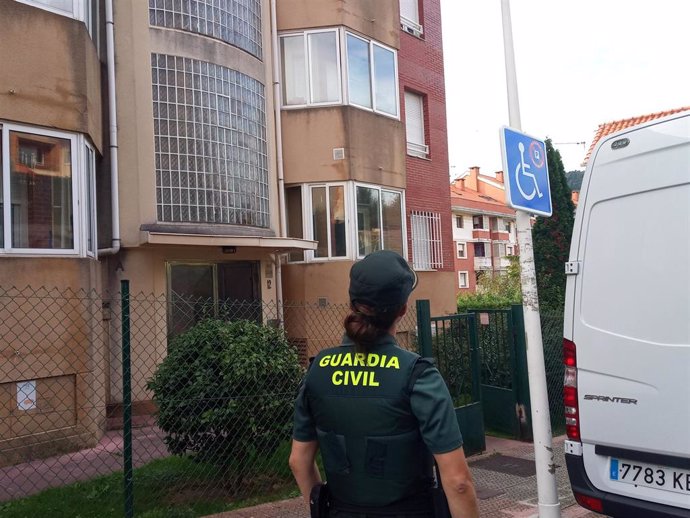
[474,257,492,269]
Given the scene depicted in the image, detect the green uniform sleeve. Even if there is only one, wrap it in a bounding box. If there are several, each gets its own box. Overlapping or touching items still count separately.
[293,375,317,442]
[410,365,463,454]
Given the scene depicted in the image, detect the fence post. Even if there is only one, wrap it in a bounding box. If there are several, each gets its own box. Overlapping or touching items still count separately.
[415,300,433,357]
[511,304,533,441]
[121,280,134,518]
[467,313,482,403]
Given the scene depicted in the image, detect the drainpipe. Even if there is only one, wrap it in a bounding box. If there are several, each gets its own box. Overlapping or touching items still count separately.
[98,0,121,256]
[270,0,287,320]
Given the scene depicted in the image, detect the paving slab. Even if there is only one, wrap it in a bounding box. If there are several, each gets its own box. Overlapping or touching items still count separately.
[209,436,606,518]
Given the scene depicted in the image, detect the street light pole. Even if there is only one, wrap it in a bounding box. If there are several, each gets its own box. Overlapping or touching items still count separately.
[500,1,561,517]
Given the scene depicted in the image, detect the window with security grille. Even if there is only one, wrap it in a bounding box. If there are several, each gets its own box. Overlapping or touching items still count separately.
[410,211,443,270]
[149,0,263,59]
[151,54,269,227]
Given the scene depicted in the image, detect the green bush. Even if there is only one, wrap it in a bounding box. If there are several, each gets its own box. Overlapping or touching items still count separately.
[457,257,522,312]
[147,319,303,477]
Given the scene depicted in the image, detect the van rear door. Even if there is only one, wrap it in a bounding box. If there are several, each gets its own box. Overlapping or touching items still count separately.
[571,114,690,510]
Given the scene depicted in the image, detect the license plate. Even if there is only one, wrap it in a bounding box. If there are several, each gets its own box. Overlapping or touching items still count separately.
[610,458,690,496]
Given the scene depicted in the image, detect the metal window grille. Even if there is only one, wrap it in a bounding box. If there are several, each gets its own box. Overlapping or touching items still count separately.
[410,211,443,270]
[151,54,269,227]
[149,0,263,59]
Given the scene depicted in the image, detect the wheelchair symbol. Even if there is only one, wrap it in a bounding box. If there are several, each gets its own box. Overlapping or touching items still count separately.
[515,142,543,201]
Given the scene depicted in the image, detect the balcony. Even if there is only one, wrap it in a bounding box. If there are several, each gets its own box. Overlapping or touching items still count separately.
[494,257,511,269]
[474,257,492,270]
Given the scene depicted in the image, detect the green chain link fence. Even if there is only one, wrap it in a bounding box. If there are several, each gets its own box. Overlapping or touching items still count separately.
[0,283,417,517]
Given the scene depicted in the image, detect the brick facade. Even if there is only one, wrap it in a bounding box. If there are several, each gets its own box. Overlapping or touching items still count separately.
[399,0,454,273]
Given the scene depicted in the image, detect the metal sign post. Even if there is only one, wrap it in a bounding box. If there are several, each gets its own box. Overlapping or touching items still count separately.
[500,1,561,517]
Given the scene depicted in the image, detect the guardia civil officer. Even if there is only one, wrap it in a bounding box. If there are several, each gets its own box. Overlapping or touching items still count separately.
[290,251,479,518]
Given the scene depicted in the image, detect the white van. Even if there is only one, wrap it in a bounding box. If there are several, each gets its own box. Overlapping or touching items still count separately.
[563,112,690,517]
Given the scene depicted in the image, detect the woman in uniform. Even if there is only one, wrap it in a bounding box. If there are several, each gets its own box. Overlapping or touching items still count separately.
[290,250,479,518]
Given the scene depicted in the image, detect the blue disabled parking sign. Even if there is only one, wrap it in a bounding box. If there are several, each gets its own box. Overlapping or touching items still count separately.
[500,127,552,217]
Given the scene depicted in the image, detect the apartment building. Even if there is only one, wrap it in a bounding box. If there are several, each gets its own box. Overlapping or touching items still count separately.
[0,0,455,452]
[0,0,108,455]
[399,0,456,312]
[451,167,518,292]
[279,0,456,319]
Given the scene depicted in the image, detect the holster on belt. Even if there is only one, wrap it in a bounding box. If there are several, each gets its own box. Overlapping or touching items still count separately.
[310,482,330,518]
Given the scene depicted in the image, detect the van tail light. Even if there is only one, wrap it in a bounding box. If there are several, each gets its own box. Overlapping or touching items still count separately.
[574,493,604,513]
[563,338,580,441]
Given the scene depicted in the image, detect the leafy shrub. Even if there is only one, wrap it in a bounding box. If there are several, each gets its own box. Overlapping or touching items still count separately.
[457,257,522,312]
[147,319,303,477]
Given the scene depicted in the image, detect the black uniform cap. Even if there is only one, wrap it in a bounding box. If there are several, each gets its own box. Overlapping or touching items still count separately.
[349,250,418,310]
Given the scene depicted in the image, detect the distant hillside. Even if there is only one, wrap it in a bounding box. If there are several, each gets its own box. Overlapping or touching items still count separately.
[566,170,584,191]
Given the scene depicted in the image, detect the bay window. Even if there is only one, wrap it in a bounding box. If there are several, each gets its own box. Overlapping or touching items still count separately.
[285,182,405,262]
[346,34,372,109]
[311,184,347,258]
[356,185,403,256]
[281,29,342,107]
[0,123,96,257]
[280,28,399,118]
[371,43,398,117]
[346,33,399,117]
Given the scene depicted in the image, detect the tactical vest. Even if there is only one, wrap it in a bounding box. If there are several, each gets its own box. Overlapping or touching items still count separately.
[304,335,433,508]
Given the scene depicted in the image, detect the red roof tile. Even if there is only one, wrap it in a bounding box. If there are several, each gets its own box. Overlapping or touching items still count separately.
[582,106,690,166]
[449,182,515,216]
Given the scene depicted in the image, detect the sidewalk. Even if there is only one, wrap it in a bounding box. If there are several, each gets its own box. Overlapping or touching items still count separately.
[210,436,603,518]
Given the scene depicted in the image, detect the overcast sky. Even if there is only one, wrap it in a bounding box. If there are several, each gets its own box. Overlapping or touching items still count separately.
[440,0,690,176]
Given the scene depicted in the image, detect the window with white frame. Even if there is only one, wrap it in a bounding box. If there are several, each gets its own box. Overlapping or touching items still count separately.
[405,91,428,158]
[456,241,467,259]
[455,215,464,229]
[311,184,347,259]
[286,182,405,262]
[472,215,486,229]
[281,30,341,106]
[356,185,404,256]
[490,217,499,231]
[16,0,98,41]
[506,244,515,256]
[0,123,96,256]
[473,242,487,257]
[504,219,512,232]
[458,271,469,289]
[410,211,443,270]
[400,0,423,36]
[493,242,506,258]
[280,29,399,118]
[346,32,399,116]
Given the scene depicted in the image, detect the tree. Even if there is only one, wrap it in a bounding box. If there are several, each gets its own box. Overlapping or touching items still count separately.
[457,257,522,312]
[565,170,584,191]
[532,140,575,312]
